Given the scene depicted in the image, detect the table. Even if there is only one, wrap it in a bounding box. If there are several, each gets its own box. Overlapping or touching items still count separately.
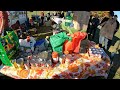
[0,41,111,79]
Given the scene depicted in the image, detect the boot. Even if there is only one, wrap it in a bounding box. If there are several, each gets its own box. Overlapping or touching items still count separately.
[99,44,102,48]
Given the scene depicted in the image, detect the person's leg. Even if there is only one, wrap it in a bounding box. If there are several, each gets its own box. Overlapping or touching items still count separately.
[99,35,104,48]
[107,39,112,50]
[41,17,44,26]
[87,28,91,40]
[89,26,93,35]
[92,27,97,39]
[104,37,109,50]
[87,26,90,34]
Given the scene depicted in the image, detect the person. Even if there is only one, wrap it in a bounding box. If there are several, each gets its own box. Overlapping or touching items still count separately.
[0,11,4,36]
[108,15,120,59]
[51,13,54,16]
[60,11,64,18]
[0,11,9,36]
[87,15,93,34]
[99,16,109,25]
[107,15,120,50]
[47,13,51,21]
[25,17,30,29]
[29,18,34,28]
[40,11,44,26]
[114,15,119,34]
[57,11,61,18]
[99,12,117,50]
[55,12,57,16]
[89,14,100,39]
[109,37,120,60]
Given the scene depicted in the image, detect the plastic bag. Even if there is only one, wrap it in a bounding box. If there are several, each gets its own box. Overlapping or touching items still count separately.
[61,21,78,34]
[0,42,12,66]
[63,32,87,53]
[34,39,45,47]
[34,39,48,52]
[65,16,73,26]
[50,32,72,54]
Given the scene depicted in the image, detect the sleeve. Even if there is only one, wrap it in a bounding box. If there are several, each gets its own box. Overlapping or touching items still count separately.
[0,12,4,33]
[30,37,36,45]
[100,21,107,27]
[96,19,100,26]
[100,17,109,25]
[113,21,117,32]
[116,21,119,30]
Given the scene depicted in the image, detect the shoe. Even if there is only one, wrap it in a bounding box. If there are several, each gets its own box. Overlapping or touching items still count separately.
[99,44,102,48]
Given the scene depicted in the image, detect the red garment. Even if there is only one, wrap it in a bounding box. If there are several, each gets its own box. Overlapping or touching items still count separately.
[72,32,87,53]
[2,11,9,28]
[63,32,87,53]
[0,11,3,33]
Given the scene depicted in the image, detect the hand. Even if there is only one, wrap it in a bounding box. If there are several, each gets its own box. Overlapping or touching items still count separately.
[98,25,102,29]
[90,22,92,25]
[67,33,70,36]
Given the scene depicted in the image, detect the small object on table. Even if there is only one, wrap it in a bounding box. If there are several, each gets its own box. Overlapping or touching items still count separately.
[13,59,19,69]
[20,59,25,70]
[26,60,31,69]
[17,69,29,79]
[52,52,59,64]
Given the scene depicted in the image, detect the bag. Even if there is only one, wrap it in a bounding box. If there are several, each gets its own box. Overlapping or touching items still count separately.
[65,16,73,26]
[61,21,78,34]
[34,39,47,52]
[34,39,45,47]
[50,32,72,54]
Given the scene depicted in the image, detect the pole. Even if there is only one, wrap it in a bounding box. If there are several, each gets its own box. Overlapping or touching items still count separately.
[26,11,28,18]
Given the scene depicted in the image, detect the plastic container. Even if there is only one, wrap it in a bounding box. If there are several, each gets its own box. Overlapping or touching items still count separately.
[59,55,66,64]
[52,52,59,63]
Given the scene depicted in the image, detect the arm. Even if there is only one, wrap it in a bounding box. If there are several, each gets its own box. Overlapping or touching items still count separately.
[0,15,4,34]
[97,20,107,30]
[100,20,107,27]
[116,21,119,31]
[113,22,117,34]
[96,19,100,26]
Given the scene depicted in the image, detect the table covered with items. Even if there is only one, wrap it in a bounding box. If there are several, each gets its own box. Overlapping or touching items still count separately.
[0,31,111,79]
[0,52,110,79]
[0,15,111,79]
